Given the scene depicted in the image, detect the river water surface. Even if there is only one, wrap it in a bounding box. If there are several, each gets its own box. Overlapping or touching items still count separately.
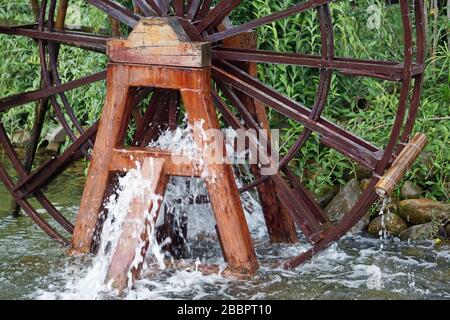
[0,150,449,300]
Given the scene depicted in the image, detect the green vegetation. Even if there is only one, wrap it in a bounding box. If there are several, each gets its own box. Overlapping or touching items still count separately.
[0,0,448,203]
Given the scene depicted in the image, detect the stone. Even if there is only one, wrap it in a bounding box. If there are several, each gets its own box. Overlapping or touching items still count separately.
[445,224,450,237]
[46,141,62,153]
[436,240,450,251]
[416,152,436,180]
[360,178,371,191]
[367,212,408,237]
[45,125,67,143]
[400,181,424,199]
[354,164,373,181]
[399,223,436,241]
[419,152,434,171]
[397,198,450,225]
[342,164,373,182]
[45,126,67,152]
[325,179,369,233]
[314,185,339,208]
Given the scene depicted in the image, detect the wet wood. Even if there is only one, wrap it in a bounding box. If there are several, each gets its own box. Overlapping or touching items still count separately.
[376,133,427,197]
[110,147,200,177]
[105,157,168,292]
[181,87,258,274]
[72,17,258,276]
[11,0,69,217]
[109,16,121,37]
[29,0,40,21]
[223,30,298,244]
[70,67,136,255]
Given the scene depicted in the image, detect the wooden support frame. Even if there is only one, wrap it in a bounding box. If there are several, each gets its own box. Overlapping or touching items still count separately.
[70,18,258,285]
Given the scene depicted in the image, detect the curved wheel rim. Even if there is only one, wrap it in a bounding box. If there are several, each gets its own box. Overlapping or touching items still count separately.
[0,0,426,266]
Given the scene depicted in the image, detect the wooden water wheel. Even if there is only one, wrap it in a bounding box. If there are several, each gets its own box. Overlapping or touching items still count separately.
[0,0,426,269]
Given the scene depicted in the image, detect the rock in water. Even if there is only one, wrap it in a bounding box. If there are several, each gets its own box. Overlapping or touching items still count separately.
[45,126,68,152]
[400,181,424,199]
[367,212,408,237]
[397,199,450,225]
[354,164,373,181]
[399,223,435,241]
[325,179,368,233]
[360,178,371,191]
[314,185,339,208]
[444,224,450,238]
[45,125,67,143]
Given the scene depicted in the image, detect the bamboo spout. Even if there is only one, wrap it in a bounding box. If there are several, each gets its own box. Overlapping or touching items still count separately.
[376,133,428,198]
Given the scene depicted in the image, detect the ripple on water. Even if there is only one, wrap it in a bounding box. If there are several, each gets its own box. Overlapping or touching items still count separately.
[0,151,449,299]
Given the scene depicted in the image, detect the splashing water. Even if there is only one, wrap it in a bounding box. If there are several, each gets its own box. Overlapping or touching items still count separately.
[18,126,449,299]
[378,197,391,249]
[49,124,270,299]
[64,162,168,298]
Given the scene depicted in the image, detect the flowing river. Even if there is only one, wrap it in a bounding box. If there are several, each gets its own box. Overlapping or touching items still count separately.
[0,149,449,300]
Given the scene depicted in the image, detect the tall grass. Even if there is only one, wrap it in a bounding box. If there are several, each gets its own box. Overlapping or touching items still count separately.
[232,0,449,202]
[0,0,448,202]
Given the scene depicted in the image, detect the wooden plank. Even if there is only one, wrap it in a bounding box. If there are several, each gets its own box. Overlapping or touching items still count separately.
[70,68,135,255]
[105,158,168,292]
[110,147,201,177]
[115,63,211,91]
[107,17,211,67]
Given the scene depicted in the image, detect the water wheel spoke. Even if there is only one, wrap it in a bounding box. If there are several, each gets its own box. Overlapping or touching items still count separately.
[157,0,170,16]
[282,167,329,225]
[196,0,213,19]
[212,62,382,169]
[285,187,379,269]
[206,0,331,42]
[211,89,325,240]
[133,89,166,146]
[196,0,242,32]
[142,0,163,16]
[215,81,260,131]
[0,165,69,244]
[173,0,186,17]
[187,0,203,20]
[0,123,75,236]
[130,87,155,128]
[167,90,181,130]
[212,89,242,130]
[212,48,415,81]
[0,71,106,113]
[0,25,107,52]
[271,174,323,239]
[134,0,157,16]
[87,0,140,28]
[11,123,99,199]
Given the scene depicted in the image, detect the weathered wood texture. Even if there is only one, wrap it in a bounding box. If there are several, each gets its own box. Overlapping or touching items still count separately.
[376,133,427,197]
[70,66,136,255]
[72,18,258,276]
[105,157,168,292]
[107,17,211,67]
